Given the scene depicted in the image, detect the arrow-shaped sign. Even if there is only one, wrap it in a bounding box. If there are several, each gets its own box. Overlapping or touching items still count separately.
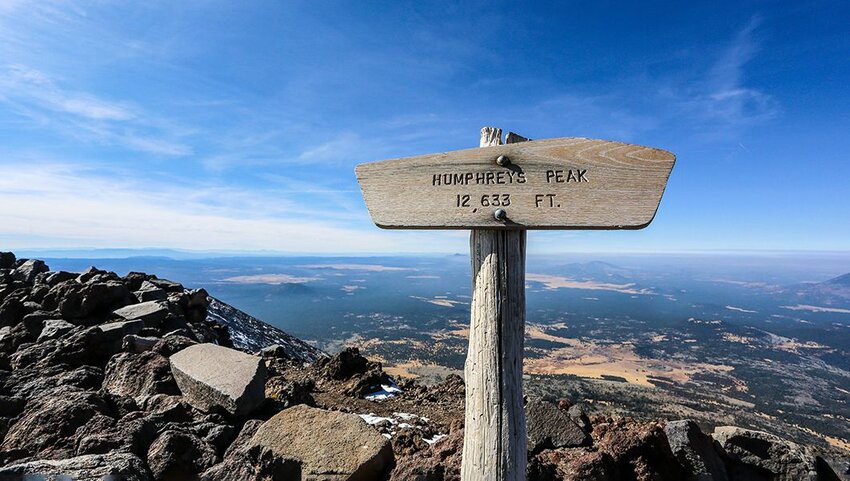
[356,137,675,230]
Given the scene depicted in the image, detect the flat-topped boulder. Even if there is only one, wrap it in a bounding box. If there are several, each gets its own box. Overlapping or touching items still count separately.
[170,343,266,416]
[248,404,393,481]
[112,300,169,327]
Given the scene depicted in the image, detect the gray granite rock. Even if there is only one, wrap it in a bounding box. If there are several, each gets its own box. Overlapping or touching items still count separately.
[248,405,393,481]
[170,343,266,416]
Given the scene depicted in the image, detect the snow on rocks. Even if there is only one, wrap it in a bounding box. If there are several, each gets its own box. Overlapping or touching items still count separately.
[358,411,446,445]
[363,380,403,401]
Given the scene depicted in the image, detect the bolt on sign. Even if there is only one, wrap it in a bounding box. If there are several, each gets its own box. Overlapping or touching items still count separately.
[356,129,674,481]
[356,136,675,229]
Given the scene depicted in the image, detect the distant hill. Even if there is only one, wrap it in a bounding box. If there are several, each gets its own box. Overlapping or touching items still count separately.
[207,297,325,362]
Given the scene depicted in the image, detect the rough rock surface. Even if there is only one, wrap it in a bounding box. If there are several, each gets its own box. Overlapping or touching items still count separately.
[666,420,728,481]
[103,351,179,402]
[147,429,219,479]
[113,300,169,327]
[249,404,394,481]
[0,252,842,481]
[526,398,592,451]
[170,343,267,416]
[714,426,819,481]
[0,452,150,481]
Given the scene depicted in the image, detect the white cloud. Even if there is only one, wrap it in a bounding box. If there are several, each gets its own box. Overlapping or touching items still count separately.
[0,162,461,253]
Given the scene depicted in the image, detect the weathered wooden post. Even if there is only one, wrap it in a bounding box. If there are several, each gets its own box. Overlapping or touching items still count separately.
[356,128,675,481]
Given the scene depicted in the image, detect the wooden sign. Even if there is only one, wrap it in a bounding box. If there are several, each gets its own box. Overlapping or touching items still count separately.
[356,137,675,230]
[356,128,675,481]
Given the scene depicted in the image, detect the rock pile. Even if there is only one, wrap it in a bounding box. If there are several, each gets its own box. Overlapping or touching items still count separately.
[0,252,844,481]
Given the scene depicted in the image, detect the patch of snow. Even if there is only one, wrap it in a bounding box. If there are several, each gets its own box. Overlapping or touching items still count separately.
[424,434,448,445]
[359,413,394,425]
[364,381,403,401]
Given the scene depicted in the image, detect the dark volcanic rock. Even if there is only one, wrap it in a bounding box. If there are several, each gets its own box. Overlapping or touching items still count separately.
[103,351,180,402]
[713,426,821,481]
[152,333,197,357]
[593,417,688,481]
[200,419,286,481]
[0,297,25,328]
[10,259,49,284]
[10,326,110,370]
[0,252,15,269]
[526,398,592,452]
[0,386,112,463]
[36,318,75,342]
[2,364,104,399]
[147,430,219,479]
[665,419,727,481]
[41,279,135,320]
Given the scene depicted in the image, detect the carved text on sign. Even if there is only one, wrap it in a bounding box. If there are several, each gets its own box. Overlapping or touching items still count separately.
[356,137,675,229]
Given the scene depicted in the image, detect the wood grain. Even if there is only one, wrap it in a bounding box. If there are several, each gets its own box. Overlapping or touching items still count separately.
[356,136,675,229]
[461,127,527,481]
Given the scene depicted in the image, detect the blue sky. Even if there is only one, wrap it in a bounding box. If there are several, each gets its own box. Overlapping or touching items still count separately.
[1,1,848,254]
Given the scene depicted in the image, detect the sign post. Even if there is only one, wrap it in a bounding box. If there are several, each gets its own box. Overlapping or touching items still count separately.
[356,127,675,481]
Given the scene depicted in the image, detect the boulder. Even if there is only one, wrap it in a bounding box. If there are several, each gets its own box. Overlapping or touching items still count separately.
[525,398,591,452]
[10,259,49,284]
[0,452,150,481]
[0,324,29,354]
[3,365,104,400]
[103,351,179,403]
[99,319,145,351]
[113,300,169,327]
[10,326,109,370]
[0,297,24,328]
[153,334,197,356]
[147,277,184,292]
[122,334,161,353]
[713,426,819,481]
[567,403,592,433]
[0,252,15,269]
[36,318,75,342]
[593,417,687,480]
[135,280,167,302]
[200,420,271,481]
[147,430,219,479]
[21,310,59,337]
[248,405,393,481]
[665,420,727,481]
[0,386,111,463]
[42,280,134,319]
[170,343,267,416]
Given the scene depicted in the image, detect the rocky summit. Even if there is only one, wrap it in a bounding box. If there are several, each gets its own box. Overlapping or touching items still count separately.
[0,252,845,481]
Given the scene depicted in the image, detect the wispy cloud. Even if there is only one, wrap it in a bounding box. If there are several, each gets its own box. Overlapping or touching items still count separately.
[0,64,192,156]
[673,16,779,133]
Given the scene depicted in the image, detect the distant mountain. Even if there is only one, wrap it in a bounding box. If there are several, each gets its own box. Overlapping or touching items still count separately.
[206,297,325,362]
[790,272,850,305]
[826,273,850,287]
